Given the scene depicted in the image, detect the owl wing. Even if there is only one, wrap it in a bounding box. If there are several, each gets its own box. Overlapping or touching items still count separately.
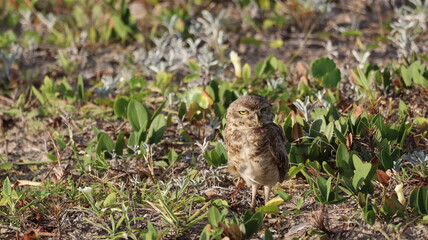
[266,123,290,182]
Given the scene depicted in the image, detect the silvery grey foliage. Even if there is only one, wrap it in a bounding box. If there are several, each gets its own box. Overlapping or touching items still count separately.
[388,0,428,58]
[0,44,22,83]
[314,90,330,109]
[352,50,371,69]
[19,9,33,31]
[133,10,229,81]
[95,74,123,97]
[324,40,339,58]
[267,77,284,89]
[293,96,317,122]
[297,0,334,13]
[189,10,227,47]
[394,151,427,172]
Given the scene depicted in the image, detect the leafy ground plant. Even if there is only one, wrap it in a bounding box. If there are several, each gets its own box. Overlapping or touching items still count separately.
[1,0,428,239]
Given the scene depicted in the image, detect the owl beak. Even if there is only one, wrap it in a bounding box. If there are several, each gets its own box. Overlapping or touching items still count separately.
[255,113,260,125]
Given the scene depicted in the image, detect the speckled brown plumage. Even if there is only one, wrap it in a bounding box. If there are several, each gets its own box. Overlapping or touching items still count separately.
[224,95,289,209]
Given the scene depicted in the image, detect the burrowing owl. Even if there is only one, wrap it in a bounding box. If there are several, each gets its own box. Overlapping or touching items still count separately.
[224,95,289,209]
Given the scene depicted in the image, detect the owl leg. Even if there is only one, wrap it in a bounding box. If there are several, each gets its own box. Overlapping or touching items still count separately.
[264,185,271,205]
[250,184,258,210]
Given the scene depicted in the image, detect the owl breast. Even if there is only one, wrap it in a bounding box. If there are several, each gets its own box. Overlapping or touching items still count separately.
[226,126,280,187]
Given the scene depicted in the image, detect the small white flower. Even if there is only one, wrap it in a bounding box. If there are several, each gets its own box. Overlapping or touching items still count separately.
[239,223,246,234]
[230,51,242,77]
[78,186,93,194]
[78,186,94,203]
[395,183,406,206]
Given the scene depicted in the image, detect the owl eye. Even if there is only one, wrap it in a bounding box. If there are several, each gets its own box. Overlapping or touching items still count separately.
[238,111,248,115]
[261,107,268,112]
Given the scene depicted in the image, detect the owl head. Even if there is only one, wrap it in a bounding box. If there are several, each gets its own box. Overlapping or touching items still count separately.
[226,95,273,128]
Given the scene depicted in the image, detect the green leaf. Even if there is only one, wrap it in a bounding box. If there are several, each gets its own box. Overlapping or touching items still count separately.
[309,119,325,137]
[77,74,85,100]
[244,212,263,238]
[288,163,304,178]
[264,229,274,240]
[409,186,428,214]
[155,161,169,167]
[311,57,337,78]
[32,86,45,105]
[324,122,334,142]
[147,114,166,144]
[0,162,13,170]
[127,100,150,131]
[256,58,267,77]
[364,209,375,225]
[103,192,117,207]
[323,67,341,89]
[96,133,114,156]
[151,101,166,123]
[155,72,173,92]
[203,142,228,167]
[352,161,373,190]
[334,126,347,145]
[114,96,129,118]
[207,206,221,227]
[114,131,125,156]
[278,190,292,201]
[269,39,283,49]
[336,144,352,177]
[2,177,11,196]
[112,15,130,40]
[400,65,412,87]
[322,161,336,176]
[167,149,179,165]
[242,63,251,82]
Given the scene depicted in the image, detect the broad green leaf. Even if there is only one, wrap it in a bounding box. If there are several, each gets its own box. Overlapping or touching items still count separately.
[151,101,166,122]
[103,192,117,207]
[316,176,328,203]
[311,57,337,78]
[364,209,375,225]
[264,229,274,240]
[322,161,336,176]
[147,114,166,144]
[207,206,221,227]
[409,186,428,214]
[115,131,125,156]
[324,122,334,142]
[278,190,292,201]
[400,65,412,87]
[242,63,251,82]
[288,163,304,178]
[127,100,150,131]
[2,177,11,196]
[352,161,373,190]
[96,133,114,156]
[167,148,179,165]
[309,119,325,137]
[334,126,347,145]
[255,58,267,77]
[336,144,352,177]
[244,212,263,238]
[323,68,341,89]
[114,97,129,118]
